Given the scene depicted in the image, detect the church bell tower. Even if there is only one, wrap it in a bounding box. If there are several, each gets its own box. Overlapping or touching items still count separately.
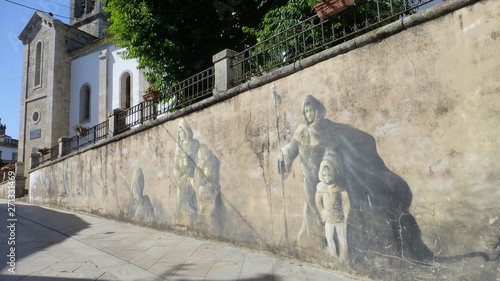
[70,0,110,38]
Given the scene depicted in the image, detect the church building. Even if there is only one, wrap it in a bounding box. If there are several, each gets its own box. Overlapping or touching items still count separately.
[17,0,145,174]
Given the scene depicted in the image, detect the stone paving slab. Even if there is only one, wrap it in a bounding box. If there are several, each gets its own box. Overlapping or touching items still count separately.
[0,199,367,281]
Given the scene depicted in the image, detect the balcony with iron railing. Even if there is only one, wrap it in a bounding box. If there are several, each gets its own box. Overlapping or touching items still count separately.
[30,0,443,169]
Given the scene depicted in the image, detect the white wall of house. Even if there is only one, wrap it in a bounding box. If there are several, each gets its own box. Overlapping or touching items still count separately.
[0,145,18,162]
[109,47,142,111]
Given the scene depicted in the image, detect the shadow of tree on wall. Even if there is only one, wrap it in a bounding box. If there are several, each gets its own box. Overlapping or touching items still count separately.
[0,203,90,279]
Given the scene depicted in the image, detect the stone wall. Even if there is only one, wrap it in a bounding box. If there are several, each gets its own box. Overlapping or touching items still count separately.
[28,1,500,280]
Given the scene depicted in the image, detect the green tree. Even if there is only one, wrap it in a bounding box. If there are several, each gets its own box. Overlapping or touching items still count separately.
[104,0,280,91]
[246,0,413,42]
[243,0,316,41]
[104,0,411,93]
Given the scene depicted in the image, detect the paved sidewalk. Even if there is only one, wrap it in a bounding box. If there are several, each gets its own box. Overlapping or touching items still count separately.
[0,199,365,281]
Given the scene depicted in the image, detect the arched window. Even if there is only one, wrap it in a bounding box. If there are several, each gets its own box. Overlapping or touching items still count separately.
[34,41,42,87]
[80,84,91,123]
[120,72,132,109]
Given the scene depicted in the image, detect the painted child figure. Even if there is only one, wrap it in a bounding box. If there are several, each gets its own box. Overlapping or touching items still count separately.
[315,157,349,261]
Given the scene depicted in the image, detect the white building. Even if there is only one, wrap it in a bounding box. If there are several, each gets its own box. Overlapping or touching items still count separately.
[0,120,18,163]
[17,1,146,171]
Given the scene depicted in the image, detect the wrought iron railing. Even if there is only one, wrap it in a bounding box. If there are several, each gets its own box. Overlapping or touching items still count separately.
[117,67,214,133]
[64,121,109,155]
[38,143,59,166]
[232,0,438,85]
[31,121,109,169]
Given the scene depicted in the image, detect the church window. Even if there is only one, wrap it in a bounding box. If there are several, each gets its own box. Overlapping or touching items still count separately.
[80,84,91,123]
[32,111,41,124]
[34,41,42,87]
[120,72,132,109]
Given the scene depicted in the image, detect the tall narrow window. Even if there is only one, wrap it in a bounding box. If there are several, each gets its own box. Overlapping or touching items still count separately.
[80,84,91,123]
[34,42,42,87]
[125,75,131,108]
[120,72,132,109]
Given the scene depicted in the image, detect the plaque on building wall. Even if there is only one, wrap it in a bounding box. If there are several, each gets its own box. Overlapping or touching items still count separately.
[30,129,41,140]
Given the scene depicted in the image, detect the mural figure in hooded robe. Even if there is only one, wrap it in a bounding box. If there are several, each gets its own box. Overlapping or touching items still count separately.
[278,96,328,249]
[190,143,221,228]
[315,155,349,261]
[279,95,434,263]
[128,168,154,223]
[174,119,199,225]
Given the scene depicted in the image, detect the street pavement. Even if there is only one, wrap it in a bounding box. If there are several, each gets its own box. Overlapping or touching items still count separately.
[0,199,366,281]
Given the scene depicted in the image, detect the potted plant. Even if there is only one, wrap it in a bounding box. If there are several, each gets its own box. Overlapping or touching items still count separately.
[314,0,355,19]
[73,124,90,136]
[37,147,50,156]
[143,87,161,102]
[0,163,15,181]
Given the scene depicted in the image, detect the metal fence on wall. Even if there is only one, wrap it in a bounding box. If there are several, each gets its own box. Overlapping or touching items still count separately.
[37,144,59,167]
[116,67,214,133]
[231,0,438,85]
[65,121,109,154]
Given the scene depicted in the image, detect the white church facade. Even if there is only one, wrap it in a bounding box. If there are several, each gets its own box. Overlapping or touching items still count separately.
[17,1,145,175]
[69,45,144,130]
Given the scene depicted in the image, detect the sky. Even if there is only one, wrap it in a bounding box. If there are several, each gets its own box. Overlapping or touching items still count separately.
[0,0,70,139]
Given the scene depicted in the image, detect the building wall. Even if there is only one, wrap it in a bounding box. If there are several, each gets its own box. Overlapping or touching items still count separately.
[18,15,57,162]
[0,145,18,162]
[18,12,94,164]
[28,1,500,280]
[69,46,142,132]
[70,50,101,130]
[109,47,142,110]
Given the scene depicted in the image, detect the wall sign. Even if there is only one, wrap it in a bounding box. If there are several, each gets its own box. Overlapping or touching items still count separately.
[30,129,41,140]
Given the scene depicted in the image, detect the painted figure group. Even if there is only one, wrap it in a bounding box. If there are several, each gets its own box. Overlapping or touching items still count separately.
[279,95,434,263]
[172,95,435,264]
[174,119,221,227]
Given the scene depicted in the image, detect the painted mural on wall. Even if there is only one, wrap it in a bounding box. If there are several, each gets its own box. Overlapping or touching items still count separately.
[124,168,155,224]
[278,95,499,267]
[315,154,349,262]
[174,118,222,230]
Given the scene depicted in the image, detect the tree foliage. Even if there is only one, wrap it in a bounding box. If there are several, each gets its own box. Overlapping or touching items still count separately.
[104,0,409,92]
[104,0,281,90]
[243,0,316,41]
[245,0,410,43]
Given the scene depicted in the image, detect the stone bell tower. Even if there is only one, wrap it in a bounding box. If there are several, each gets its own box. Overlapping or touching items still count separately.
[70,0,110,38]
[17,10,97,170]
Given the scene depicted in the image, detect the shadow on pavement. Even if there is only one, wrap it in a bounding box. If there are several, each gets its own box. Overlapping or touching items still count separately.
[159,263,283,281]
[166,275,281,281]
[0,277,97,281]
[0,203,90,278]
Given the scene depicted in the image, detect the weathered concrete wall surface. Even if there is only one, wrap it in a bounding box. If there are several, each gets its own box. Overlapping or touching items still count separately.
[29,1,500,280]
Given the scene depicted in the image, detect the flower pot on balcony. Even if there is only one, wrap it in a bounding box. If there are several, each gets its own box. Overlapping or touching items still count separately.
[38,149,49,156]
[143,91,161,101]
[314,0,355,19]
[76,128,88,136]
